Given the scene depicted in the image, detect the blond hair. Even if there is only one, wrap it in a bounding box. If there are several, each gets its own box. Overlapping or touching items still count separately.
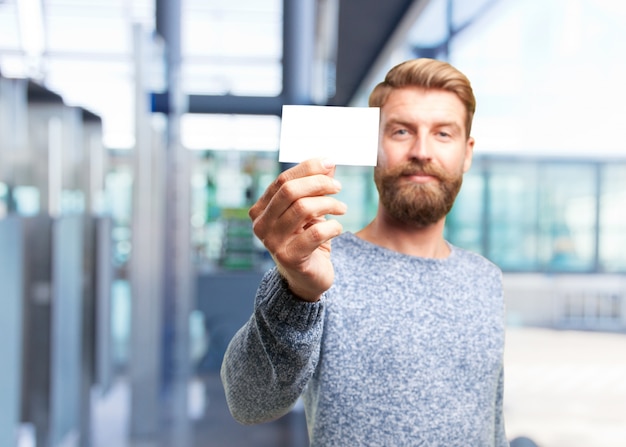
[369,58,476,137]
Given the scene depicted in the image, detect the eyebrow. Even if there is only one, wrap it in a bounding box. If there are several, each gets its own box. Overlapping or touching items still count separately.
[384,118,413,130]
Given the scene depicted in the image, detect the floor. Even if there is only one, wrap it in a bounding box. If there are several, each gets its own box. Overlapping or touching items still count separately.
[503,327,626,447]
[87,327,626,447]
[91,373,309,447]
[194,376,308,447]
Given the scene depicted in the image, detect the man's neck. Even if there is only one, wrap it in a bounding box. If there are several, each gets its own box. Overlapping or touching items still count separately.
[355,214,449,259]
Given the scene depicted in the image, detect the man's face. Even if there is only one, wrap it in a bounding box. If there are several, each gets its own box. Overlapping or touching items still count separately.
[374,87,474,228]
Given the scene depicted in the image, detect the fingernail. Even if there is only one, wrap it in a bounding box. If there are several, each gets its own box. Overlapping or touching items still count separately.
[332,178,342,189]
[321,158,335,169]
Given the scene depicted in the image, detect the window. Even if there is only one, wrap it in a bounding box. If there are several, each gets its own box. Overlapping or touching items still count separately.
[445,158,621,273]
[487,160,539,271]
[536,163,597,272]
[599,163,626,272]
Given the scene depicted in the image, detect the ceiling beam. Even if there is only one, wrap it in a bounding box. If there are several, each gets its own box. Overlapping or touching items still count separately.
[330,0,432,106]
[153,0,432,114]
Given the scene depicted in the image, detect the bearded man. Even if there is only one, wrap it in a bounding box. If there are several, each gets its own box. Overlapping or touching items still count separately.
[221,58,509,447]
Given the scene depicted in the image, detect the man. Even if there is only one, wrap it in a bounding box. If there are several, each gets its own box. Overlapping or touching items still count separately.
[221,58,508,446]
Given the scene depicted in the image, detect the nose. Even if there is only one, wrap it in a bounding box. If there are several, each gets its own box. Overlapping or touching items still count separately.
[407,134,432,161]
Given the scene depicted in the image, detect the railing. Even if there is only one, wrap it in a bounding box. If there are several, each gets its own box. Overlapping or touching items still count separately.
[557,289,625,331]
[503,273,626,331]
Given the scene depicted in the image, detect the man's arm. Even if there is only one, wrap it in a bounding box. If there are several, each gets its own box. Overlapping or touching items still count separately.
[220,268,325,424]
[221,158,344,424]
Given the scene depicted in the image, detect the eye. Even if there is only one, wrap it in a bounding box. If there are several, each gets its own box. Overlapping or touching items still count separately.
[384,122,413,139]
[389,127,411,139]
[435,129,455,140]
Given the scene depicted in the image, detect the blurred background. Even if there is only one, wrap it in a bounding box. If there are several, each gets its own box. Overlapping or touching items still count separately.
[1,0,625,446]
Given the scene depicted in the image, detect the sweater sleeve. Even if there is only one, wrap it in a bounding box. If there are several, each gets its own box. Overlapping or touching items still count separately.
[220,267,326,425]
[494,365,510,447]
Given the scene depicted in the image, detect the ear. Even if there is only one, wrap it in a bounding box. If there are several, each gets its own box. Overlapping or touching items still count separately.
[462,136,475,173]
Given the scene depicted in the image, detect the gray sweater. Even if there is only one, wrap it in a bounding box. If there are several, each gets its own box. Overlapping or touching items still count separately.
[221,232,508,446]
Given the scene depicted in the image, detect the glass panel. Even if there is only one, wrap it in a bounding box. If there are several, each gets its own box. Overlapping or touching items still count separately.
[191,150,279,271]
[599,163,626,272]
[451,0,498,30]
[448,0,626,159]
[408,0,449,49]
[182,0,282,97]
[181,114,280,151]
[537,163,597,272]
[487,161,538,271]
[446,165,485,255]
[334,165,376,233]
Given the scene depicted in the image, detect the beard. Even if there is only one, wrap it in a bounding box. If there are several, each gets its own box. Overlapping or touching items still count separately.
[374,159,463,228]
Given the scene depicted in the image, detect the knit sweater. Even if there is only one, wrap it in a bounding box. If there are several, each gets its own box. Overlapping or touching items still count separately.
[221,232,508,447]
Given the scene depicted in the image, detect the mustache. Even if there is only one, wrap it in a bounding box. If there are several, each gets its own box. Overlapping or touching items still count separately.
[383,160,448,180]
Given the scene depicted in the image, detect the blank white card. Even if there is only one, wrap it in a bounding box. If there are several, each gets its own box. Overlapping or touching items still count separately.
[278,105,379,166]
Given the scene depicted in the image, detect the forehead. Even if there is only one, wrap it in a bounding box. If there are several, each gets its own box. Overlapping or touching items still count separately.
[381,87,466,126]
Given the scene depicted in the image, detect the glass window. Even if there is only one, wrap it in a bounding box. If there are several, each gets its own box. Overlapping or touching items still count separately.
[182,0,283,97]
[536,163,597,272]
[446,163,485,255]
[599,163,626,272]
[181,113,281,151]
[487,161,539,271]
[446,158,622,274]
[334,165,376,233]
[190,150,279,271]
[449,0,626,160]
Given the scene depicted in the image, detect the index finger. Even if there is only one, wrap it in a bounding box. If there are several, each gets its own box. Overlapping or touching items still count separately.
[249,157,337,220]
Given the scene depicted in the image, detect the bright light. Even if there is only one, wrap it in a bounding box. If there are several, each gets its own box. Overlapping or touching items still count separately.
[16,0,45,72]
[181,114,280,151]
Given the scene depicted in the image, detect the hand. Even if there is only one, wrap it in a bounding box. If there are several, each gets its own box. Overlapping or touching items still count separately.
[249,158,347,302]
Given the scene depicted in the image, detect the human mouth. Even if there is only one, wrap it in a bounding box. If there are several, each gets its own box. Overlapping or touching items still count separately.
[401,171,438,183]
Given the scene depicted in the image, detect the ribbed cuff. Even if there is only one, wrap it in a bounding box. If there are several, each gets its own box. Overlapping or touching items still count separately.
[256,268,325,332]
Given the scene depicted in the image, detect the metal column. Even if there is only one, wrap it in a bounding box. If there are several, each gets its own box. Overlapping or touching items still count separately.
[129,24,165,439]
[156,0,194,443]
[282,0,317,105]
